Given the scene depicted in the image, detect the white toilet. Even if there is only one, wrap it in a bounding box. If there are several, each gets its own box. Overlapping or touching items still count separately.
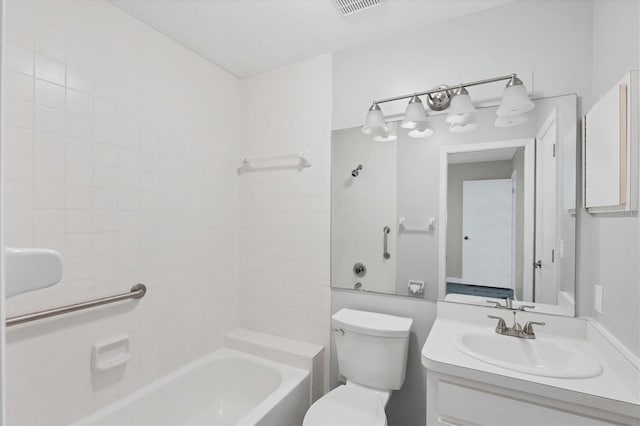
[303,308,413,426]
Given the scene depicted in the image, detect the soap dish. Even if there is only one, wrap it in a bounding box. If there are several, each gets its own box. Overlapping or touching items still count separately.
[92,334,131,372]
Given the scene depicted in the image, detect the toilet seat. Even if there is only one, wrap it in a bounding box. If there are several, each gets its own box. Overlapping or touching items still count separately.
[303,384,387,426]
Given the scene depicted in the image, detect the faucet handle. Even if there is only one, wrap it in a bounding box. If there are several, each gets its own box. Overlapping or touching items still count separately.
[487,315,507,332]
[518,304,535,311]
[486,299,504,308]
[523,321,546,336]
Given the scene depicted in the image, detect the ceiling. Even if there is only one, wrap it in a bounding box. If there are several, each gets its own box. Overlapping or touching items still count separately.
[110,0,511,78]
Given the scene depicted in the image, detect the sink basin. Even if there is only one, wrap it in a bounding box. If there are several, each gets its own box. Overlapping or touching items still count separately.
[454,331,603,379]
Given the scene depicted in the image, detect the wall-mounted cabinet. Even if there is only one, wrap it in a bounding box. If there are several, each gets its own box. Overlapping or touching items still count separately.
[584,71,639,214]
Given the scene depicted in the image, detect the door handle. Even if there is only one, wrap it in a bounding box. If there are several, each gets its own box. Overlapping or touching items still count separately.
[463,235,470,240]
[383,226,391,259]
[534,260,542,269]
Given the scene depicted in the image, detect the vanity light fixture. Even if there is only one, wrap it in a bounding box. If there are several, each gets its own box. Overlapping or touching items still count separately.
[496,75,535,117]
[446,86,477,124]
[400,96,428,129]
[360,73,534,140]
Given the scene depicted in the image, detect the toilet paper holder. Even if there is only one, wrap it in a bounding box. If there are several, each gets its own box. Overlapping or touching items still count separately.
[408,280,425,295]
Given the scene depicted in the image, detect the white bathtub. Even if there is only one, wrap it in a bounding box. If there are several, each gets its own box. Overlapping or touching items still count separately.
[77,348,311,426]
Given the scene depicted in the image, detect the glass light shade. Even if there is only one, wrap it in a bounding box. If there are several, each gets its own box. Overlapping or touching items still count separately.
[449,120,477,133]
[495,113,529,128]
[361,124,389,136]
[373,124,397,142]
[496,81,535,117]
[446,88,476,124]
[408,121,434,138]
[361,103,386,135]
[400,96,427,129]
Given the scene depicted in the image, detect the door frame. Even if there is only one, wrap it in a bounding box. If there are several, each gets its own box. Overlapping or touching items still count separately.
[438,138,535,300]
[535,107,559,303]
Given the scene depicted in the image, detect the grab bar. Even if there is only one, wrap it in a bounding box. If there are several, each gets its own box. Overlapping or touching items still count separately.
[6,284,147,327]
[383,226,391,259]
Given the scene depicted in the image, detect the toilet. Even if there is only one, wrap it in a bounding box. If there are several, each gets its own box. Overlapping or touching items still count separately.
[303,309,413,426]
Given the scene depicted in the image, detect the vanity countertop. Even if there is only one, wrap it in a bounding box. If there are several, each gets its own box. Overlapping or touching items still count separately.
[422,302,640,419]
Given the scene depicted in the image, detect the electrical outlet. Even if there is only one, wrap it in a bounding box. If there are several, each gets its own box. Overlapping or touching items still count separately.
[594,285,604,315]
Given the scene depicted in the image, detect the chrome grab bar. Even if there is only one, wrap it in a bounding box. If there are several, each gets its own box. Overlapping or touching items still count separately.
[6,284,147,327]
[383,226,391,259]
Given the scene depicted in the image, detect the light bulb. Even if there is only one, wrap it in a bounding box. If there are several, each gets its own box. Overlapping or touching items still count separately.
[446,86,476,124]
[408,121,434,138]
[401,96,427,129]
[496,76,535,117]
[361,103,386,135]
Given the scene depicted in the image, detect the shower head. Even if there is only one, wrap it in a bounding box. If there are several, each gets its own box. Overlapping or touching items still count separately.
[351,164,363,177]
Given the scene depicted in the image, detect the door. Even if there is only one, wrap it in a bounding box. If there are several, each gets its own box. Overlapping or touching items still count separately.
[535,118,558,303]
[462,179,513,288]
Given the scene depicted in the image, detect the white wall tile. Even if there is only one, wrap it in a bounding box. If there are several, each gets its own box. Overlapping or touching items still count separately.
[35,105,66,135]
[34,131,66,159]
[35,54,65,85]
[66,65,93,94]
[33,209,65,234]
[66,113,93,140]
[35,79,65,110]
[6,70,34,101]
[65,162,93,186]
[5,43,34,75]
[4,1,241,424]
[67,89,93,116]
[33,182,65,208]
[34,156,65,183]
[238,54,332,390]
[5,99,34,128]
[4,126,34,156]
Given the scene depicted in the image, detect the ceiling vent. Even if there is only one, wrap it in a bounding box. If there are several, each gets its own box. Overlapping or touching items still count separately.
[334,0,382,16]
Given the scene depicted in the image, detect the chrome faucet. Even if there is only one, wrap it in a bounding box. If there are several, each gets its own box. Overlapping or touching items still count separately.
[487,297,535,311]
[487,312,545,339]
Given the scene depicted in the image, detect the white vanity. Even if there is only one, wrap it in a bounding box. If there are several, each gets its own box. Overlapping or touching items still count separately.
[422,302,640,426]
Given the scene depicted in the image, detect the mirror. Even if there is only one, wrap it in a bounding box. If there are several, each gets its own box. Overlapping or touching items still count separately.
[331,94,577,316]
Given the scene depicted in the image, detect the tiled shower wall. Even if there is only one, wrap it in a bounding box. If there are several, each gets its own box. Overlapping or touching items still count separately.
[3,0,240,423]
[238,55,332,385]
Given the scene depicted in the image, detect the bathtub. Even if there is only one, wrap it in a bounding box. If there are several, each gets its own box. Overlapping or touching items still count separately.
[77,348,311,426]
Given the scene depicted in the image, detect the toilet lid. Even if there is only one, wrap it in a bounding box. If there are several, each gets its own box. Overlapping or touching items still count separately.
[303,385,386,426]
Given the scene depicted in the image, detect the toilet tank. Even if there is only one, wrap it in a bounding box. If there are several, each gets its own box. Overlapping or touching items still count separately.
[332,309,413,390]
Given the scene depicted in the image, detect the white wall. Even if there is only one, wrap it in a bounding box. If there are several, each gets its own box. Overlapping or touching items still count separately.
[330,3,591,424]
[237,54,332,389]
[2,0,240,423]
[583,0,640,356]
[332,0,593,131]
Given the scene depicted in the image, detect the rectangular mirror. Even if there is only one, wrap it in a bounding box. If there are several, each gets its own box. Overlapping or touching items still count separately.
[331,94,577,316]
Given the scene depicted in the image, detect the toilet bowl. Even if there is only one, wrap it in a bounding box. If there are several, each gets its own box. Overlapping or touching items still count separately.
[303,309,413,426]
[303,381,389,426]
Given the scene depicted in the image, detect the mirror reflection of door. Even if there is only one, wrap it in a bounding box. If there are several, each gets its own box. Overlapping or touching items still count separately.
[462,179,513,289]
[535,113,558,304]
[446,147,527,300]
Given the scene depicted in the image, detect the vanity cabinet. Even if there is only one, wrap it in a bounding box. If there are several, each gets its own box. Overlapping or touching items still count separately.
[427,371,639,426]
